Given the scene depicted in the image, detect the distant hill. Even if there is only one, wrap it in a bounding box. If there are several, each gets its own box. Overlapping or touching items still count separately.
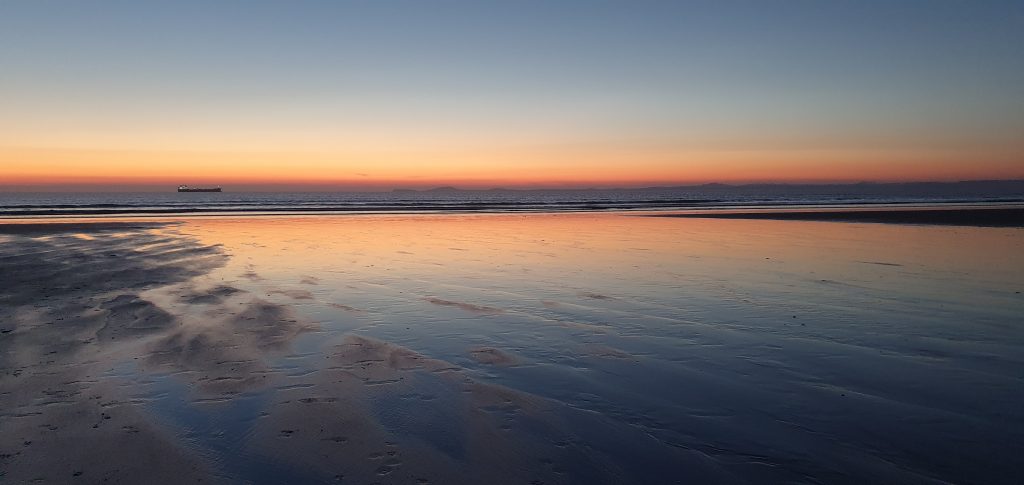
[657,180,1024,198]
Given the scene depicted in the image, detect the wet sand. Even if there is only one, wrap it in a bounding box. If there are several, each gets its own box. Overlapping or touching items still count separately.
[1,214,1022,483]
[0,223,230,483]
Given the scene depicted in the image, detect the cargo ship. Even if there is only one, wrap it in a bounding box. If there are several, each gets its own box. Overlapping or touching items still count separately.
[177,185,222,193]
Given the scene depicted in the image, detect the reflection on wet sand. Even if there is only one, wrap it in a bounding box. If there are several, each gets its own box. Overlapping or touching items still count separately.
[0,226,230,483]
[1,214,1022,483]
[252,334,710,484]
[144,296,316,394]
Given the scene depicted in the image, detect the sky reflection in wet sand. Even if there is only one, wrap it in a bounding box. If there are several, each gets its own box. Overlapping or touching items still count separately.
[4,214,1022,483]
[144,213,1022,483]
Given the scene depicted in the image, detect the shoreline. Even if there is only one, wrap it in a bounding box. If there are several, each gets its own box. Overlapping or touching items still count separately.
[1,200,1023,219]
[648,205,1024,227]
[1,203,1023,228]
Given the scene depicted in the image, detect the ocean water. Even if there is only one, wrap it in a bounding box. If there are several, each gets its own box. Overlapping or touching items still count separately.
[1,183,1022,217]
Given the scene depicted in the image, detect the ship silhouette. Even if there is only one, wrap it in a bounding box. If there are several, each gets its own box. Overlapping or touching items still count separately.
[177,185,222,193]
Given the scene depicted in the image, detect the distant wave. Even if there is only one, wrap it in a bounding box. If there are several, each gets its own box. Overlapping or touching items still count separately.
[0,188,1021,218]
[0,199,726,216]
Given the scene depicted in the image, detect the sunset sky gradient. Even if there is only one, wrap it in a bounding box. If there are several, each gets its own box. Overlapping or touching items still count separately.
[2,1,1022,190]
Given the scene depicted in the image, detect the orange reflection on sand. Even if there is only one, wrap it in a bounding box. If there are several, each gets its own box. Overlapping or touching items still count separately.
[179,213,1023,292]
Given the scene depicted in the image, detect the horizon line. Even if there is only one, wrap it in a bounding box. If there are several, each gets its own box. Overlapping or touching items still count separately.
[2,178,1023,193]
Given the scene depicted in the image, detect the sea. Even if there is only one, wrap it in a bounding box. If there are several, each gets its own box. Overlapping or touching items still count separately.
[2,181,1023,217]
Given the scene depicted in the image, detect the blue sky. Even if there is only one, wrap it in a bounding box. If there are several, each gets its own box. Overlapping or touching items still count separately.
[1,1,1022,187]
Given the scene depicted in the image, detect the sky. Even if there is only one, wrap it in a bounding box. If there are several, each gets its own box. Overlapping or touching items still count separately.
[1,0,1022,190]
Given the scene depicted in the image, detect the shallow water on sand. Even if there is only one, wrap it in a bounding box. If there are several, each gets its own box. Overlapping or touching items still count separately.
[2,213,1023,483]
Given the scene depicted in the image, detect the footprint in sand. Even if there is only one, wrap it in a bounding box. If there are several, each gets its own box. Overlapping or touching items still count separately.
[369,450,403,475]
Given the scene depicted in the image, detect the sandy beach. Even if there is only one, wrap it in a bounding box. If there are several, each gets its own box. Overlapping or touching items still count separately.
[1,212,1022,484]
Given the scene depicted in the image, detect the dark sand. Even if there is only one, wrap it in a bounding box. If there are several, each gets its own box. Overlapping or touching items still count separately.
[0,222,321,481]
[0,223,231,482]
[0,221,172,234]
[651,205,1024,226]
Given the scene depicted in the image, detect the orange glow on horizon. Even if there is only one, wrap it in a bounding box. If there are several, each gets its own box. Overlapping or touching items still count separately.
[2,144,1022,190]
